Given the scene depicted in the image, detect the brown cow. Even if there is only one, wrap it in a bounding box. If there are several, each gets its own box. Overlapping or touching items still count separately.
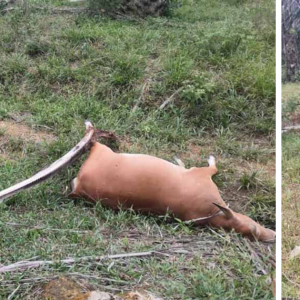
[0,121,275,242]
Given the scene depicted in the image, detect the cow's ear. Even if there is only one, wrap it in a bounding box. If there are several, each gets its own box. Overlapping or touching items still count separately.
[213,203,234,219]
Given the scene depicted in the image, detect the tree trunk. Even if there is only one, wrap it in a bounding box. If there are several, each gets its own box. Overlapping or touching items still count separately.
[283,30,298,82]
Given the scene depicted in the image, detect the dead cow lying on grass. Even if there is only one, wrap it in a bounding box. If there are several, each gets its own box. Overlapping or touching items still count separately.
[0,121,275,242]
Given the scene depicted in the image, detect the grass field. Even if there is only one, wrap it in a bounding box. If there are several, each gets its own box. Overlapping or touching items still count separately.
[282,83,300,298]
[0,0,275,298]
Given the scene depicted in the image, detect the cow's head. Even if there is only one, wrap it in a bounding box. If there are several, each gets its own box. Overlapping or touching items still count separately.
[213,203,275,242]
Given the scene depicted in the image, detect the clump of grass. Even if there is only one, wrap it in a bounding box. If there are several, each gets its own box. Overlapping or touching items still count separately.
[282,95,300,123]
[239,171,262,191]
[25,40,52,57]
[282,131,300,297]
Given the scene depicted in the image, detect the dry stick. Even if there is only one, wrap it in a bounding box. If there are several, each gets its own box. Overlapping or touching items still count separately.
[13,274,123,293]
[0,6,16,12]
[159,88,183,110]
[132,80,151,112]
[2,276,59,285]
[4,222,89,233]
[282,124,300,132]
[282,272,300,288]
[183,211,223,224]
[244,240,268,275]
[7,284,20,300]
[0,251,173,274]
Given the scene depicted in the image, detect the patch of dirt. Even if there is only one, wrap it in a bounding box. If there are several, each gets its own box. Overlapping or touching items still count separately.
[283,110,300,128]
[119,137,145,153]
[42,277,162,300]
[180,143,214,162]
[0,120,56,159]
[0,120,56,143]
[219,186,249,212]
[289,112,300,126]
[43,277,90,300]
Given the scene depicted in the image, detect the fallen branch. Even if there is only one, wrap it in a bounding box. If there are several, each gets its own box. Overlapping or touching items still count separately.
[0,250,175,273]
[3,222,90,233]
[244,240,269,275]
[0,6,17,13]
[159,88,182,110]
[282,272,300,288]
[183,211,223,224]
[282,124,300,132]
[7,284,20,300]
[132,80,151,112]
[1,273,127,285]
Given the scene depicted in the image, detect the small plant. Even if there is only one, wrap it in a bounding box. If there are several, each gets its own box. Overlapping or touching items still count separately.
[25,40,51,57]
[239,171,262,190]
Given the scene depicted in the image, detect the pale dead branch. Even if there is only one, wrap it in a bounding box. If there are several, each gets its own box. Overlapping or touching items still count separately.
[159,88,182,110]
[132,79,151,112]
[244,240,268,275]
[183,211,223,224]
[0,250,176,273]
[282,272,300,288]
[7,284,20,300]
[3,222,89,233]
[282,124,300,132]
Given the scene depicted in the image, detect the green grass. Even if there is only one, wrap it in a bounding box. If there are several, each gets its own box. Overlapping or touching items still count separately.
[282,132,300,298]
[0,0,275,299]
[282,84,300,297]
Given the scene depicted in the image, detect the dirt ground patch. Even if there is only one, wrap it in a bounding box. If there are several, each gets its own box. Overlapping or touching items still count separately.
[0,120,56,159]
[0,120,56,143]
[42,277,162,300]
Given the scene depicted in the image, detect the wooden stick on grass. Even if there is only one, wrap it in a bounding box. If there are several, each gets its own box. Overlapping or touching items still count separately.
[159,88,182,110]
[0,251,174,273]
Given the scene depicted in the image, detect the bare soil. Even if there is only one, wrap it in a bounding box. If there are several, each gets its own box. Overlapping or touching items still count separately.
[0,120,56,159]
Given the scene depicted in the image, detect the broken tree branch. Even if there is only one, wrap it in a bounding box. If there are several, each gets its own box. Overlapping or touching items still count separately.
[282,124,300,132]
[132,79,151,112]
[183,211,223,224]
[0,250,176,273]
[159,88,182,110]
[7,284,20,300]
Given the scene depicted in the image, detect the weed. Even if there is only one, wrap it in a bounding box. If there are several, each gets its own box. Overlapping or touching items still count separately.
[25,40,52,57]
[239,171,262,191]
